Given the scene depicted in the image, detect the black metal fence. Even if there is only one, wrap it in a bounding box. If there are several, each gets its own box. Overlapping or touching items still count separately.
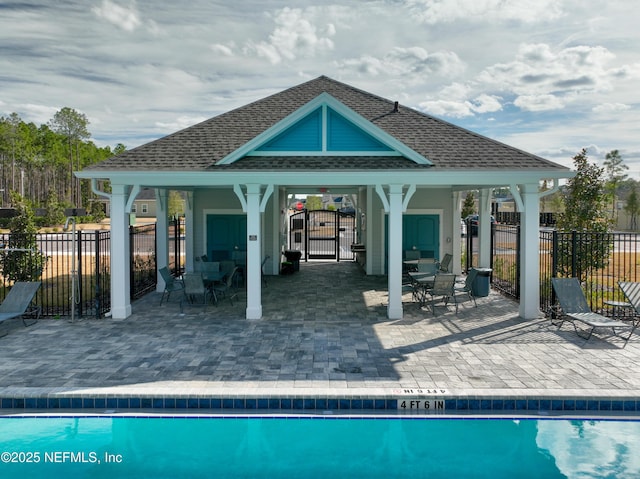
[539,230,640,314]
[0,219,184,318]
[466,224,640,316]
[494,212,557,227]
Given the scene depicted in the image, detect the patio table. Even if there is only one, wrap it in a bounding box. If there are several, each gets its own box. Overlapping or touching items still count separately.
[408,271,437,306]
[604,299,635,321]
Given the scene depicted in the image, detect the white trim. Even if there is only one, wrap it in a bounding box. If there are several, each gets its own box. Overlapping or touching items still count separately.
[259,184,274,213]
[125,184,140,213]
[321,104,327,152]
[402,185,417,212]
[77,169,571,187]
[246,150,403,157]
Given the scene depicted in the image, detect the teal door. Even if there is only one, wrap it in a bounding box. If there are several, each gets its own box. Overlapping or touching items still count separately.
[206,215,246,261]
[403,215,440,259]
[384,214,440,272]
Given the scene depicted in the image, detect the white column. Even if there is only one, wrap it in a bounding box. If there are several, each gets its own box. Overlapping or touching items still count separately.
[452,191,462,275]
[478,188,492,268]
[110,184,132,319]
[245,184,262,319]
[519,183,542,319]
[387,184,404,319]
[155,189,169,291]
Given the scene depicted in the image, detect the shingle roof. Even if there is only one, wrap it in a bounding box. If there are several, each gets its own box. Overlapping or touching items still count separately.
[84,76,567,173]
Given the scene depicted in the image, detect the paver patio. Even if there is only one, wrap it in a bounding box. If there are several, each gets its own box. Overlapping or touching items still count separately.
[1,261,639,411]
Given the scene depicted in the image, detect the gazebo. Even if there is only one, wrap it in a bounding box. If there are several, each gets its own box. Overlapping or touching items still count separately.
[77,75,572,321]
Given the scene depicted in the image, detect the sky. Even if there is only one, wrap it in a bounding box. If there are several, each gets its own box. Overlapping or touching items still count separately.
[1,0,639,176]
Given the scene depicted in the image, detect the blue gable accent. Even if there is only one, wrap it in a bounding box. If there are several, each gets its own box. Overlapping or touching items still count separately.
[220,92,431,164]
[326,108,392,152]
[255,105,393,154]
[257,107,322,152]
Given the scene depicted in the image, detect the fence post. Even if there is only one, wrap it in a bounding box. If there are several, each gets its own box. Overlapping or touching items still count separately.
[172,218,178,275]
[77,229,83,318]
[571,230,577,278]
[129,225,134,300]
[515,224,521,298]
[94,230,101,319]
[552,230,558,278]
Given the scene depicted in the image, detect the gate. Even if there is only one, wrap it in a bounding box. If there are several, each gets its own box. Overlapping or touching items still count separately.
[289,210,356,261]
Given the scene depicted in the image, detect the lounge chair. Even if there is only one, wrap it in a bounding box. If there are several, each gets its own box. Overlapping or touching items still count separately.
[159,266,184,305]
[0,281,41,337]
[617,281,640,320]
[551,278,637,346]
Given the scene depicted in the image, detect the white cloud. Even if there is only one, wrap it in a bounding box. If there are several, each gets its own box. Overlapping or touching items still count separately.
[245,7,335,64]
[469,94,502,113]
[514,94,564,111]
[211,43,235,57]
[592,102,631,113]
[419,99,473,118]
[155,115,208,132]
[401,0,564,24]
[479,43,620,96]
[337,47,465,81]
[92,0,141,32]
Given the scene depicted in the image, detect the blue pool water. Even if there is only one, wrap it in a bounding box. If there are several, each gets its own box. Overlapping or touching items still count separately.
[1,415,639,478]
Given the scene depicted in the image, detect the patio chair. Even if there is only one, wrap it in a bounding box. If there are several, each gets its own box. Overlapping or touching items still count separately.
[0,281,41,337]
[417,258,439,275]
[159,266,184,305]
[452,268,478,308]
[261,255,270,286]
[424,273,456,315]
[404,250,421,272]
[551,278,637,346]
[214,267,239,306]
[439,253,453,273]
[182,273,213,310]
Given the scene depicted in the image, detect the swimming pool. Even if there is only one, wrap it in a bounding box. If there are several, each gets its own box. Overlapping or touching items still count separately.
[1,414,639,478]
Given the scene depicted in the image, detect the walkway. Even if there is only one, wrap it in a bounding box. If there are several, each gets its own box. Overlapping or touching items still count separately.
[1,261,639,413]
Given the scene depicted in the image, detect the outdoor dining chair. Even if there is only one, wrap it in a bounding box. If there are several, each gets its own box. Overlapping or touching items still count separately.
[424,273,456,315]
[452,268,478,308]
[438,253,453,273]
[159,266,184,305]
[214,267,239,306]
[182,273,214,311]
